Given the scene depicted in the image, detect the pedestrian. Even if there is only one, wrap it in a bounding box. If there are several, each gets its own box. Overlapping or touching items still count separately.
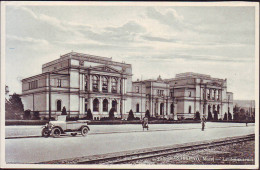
[142,116,149,131]
[201,116,206,131]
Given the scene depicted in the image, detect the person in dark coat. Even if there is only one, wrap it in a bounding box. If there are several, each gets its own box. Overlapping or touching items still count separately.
[201,116,206,131]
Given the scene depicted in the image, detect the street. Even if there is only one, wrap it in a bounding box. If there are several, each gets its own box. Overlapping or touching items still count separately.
[5,123,255,164]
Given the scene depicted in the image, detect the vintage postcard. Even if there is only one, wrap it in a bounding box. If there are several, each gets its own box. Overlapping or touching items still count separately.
[1,1,259,169]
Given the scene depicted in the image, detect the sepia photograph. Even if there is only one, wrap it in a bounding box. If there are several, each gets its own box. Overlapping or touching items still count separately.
[1,1,259,169]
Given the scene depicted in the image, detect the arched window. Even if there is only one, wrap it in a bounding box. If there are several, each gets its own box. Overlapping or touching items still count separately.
[208,105,211,114]
[103,99,108,112]
[57,100,62,111]
[93,98,99,112]
[213,105,216,112]
[160,103,164,115]
[111,78,117,93]
[112,100,117,112]
[136,103,139,113]
[189,105,191,113]
[102,77,108,92]
[217,105,220,114]
[92,76,99,92]
[170,103,174,114]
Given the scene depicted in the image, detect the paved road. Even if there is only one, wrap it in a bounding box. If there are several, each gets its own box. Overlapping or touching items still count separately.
[5,123,255,163]
[5,122,254,138]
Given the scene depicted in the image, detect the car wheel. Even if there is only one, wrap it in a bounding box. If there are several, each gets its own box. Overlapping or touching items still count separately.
[81,127,88,137]
[42,128,50,137]
[52,128,61,138]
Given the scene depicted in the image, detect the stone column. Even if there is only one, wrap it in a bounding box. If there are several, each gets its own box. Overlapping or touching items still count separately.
[82,74,85,91]
[117,99,120,113]
[117,78,120,93]
[122,78,125,94]
[121,99,125,117]
[89,98,93,113]
[108,77,111,93]
[108,98,112,113]
[89,75,92,92]
[100,98,103,115]
[99,75,102,92]
[218,89,221,101]
[158,103,160,116]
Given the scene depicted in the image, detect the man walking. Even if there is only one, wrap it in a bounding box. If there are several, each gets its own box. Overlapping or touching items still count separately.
[201,116,206,131]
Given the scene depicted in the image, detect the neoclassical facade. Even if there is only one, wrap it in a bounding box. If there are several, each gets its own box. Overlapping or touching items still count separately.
[165,72,233,120]
[21,52,233,120]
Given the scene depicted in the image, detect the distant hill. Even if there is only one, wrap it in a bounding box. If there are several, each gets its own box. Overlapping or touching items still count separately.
[233,100,255,108]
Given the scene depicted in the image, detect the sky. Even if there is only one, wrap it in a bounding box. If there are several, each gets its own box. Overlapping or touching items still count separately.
[4,3,257,100]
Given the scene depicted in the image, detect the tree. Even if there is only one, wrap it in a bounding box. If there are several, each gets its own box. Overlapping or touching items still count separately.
[239,108,246,120]
[6,93,24,120]
[61,106,67,115]
[195,111,200,120]
[213,110,218,121]
[223,112,227,120]
[207,112,213,120]
[127,109,135,121]
[24,110,31,120]
[145,110,150,118]
[109,108,115,120]
[86,109,93,120]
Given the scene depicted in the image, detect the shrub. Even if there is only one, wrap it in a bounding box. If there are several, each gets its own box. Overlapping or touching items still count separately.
[145,110,150,118]
[61,106,67,115]
[213,111,218,121]
[32,111,40,120]
[134,117,140,120]
[109,108,115,120]
[194,111,200,120]
[207,112,213,120]
[127,109,135,121]
[24,110,31,120]
[223,112,227,120]
[86,109,93,120]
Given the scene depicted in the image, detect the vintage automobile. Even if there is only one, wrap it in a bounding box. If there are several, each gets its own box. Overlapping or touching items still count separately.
[41,115,90,138]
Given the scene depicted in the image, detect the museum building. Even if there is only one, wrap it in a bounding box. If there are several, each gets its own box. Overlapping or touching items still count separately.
[21,52,233,120]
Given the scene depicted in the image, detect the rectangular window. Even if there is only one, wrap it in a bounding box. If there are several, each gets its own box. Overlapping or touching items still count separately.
[170,89,174,97]
[57,79,62,87]
[136,86,140,93]
[158,90,164,96]
[29,80,38,90]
